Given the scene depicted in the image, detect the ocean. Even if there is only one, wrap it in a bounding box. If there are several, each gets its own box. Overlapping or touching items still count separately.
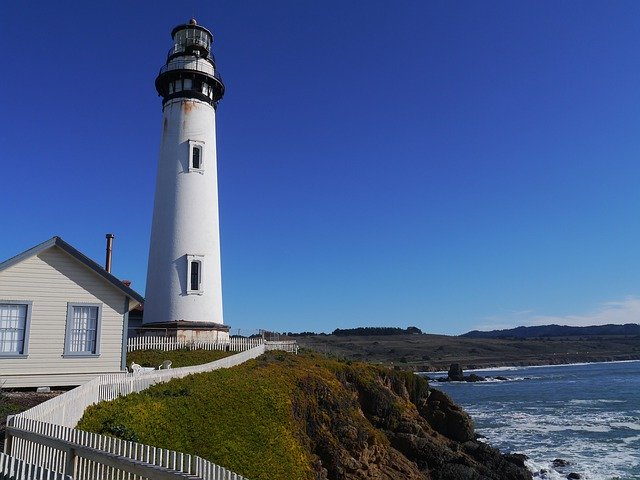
[428,360,640,480]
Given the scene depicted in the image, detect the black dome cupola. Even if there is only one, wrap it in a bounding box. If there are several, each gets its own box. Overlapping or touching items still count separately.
[155,19,225,108]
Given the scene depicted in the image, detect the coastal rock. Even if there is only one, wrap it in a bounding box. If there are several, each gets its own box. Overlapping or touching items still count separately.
[552,459,569,468]
[419,389,475,442]
[448,363,465,381]
[567,474,581,479]
[444,363,486,382]
[504,453,528,468]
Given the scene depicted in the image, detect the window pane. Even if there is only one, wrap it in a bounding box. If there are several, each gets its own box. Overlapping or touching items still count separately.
[183,78,192,90]
[0,304,27,354]
[192,146,201,169]
[190,261,200,291]
[70,306,98,353]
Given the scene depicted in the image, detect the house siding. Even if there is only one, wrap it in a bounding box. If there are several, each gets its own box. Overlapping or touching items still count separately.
[0,247,127,388]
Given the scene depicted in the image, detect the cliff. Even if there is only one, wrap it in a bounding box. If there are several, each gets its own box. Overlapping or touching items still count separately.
[79,352,531,480]
[293,357,531,479]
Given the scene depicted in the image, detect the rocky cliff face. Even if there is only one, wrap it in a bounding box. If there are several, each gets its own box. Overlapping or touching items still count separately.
[293,360,531,480]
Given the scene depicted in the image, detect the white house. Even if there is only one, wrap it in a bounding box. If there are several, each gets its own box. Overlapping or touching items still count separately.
[0,237,144,388]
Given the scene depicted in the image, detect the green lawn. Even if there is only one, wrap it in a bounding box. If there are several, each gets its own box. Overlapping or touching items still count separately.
[126,349,234,369]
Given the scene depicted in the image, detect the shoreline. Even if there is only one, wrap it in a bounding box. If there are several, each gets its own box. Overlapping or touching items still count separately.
[420,358,640,376]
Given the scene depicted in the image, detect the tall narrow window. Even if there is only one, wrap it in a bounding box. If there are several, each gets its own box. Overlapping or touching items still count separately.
[0,302,31,355]
[64,303,101,356]
[192,146,201,169]
[190,261,200,291]
[188,140,205,172]
[187,255,204,294]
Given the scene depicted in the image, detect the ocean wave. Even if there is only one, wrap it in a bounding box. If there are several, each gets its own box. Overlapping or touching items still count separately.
[569,399,626,405]
[611,422,640,431]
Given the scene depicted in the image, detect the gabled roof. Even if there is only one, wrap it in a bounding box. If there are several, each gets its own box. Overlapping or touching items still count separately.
[0,236,144,304]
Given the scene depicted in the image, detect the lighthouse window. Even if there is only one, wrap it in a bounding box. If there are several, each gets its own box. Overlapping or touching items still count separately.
[169,82,174,94]
[190,261,200,291]
[192,146,201,169]
[175,80,183,92]
[188,140,205,172]
[183,78,192,90]
[202,83,209,96]
[187,255,204,294]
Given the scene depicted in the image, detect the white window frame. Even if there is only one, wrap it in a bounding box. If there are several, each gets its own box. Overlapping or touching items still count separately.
[188,140,205,173]
[187,255,204,295]
[0,300,32,357]
[64,303,102,357]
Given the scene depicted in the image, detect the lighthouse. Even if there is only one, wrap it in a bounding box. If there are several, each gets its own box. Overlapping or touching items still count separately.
[143,19,229,341]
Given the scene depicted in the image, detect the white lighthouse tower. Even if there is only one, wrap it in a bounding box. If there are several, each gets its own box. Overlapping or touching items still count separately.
[143,19,229,341]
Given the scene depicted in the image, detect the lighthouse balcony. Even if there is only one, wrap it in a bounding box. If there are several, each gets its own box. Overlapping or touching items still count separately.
[160,57,218,77]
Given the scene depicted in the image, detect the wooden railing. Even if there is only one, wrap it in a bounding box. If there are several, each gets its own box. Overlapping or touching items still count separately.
[127,337,265,353]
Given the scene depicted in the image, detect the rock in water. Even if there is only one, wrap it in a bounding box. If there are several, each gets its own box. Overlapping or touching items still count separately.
[448,363,465,381]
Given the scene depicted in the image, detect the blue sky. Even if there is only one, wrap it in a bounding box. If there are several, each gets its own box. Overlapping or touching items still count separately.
[2,1,640,335]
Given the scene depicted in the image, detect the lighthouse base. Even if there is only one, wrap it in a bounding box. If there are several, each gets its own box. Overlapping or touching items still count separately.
[132,321,231,344]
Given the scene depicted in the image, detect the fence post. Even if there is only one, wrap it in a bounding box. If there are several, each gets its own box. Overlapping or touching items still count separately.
[3,415,14,455]
[64,447,77,479]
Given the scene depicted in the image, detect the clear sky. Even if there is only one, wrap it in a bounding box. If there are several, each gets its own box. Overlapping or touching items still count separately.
[2,1,640,335]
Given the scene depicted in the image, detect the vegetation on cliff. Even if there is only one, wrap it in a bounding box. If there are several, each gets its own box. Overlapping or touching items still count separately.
[78,351,530,479]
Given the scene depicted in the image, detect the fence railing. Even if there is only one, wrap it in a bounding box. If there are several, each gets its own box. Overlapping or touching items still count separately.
[127,337,265,353]
[6,419,247,480]
[0,451,71,480]
[265,341,299,354]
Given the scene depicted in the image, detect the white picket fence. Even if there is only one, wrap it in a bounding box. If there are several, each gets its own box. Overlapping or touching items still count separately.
[264,341,299,354]
[6,418,245,480]
[127,337,265,353]
[0,451,71,480]
[5,345,271,479]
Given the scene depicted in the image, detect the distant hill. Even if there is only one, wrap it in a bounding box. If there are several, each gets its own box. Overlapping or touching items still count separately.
[460,323,640,339]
